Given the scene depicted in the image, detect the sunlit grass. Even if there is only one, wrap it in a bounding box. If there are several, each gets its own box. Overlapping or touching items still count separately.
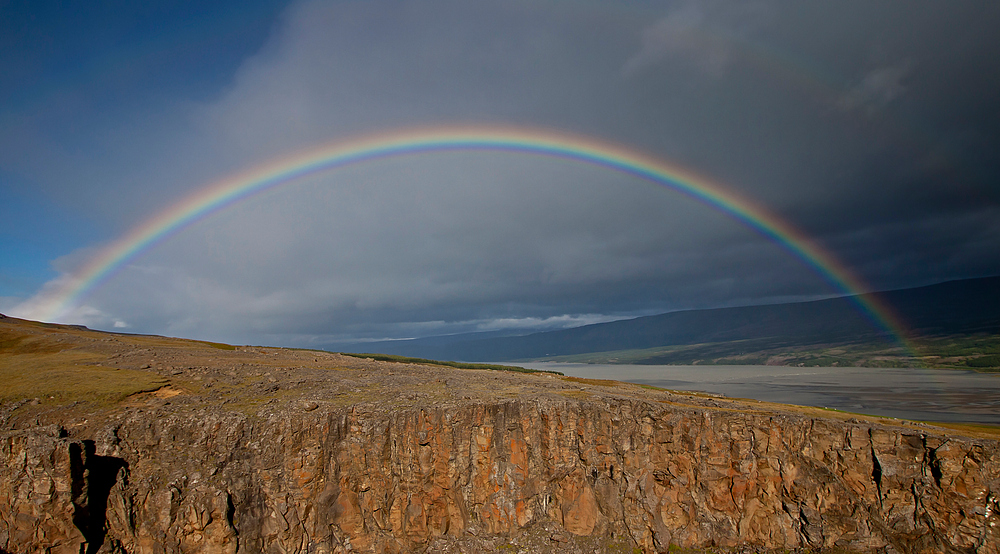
[339,352,563,374]
[563,376,621,387]
[0,352,168,406]
[195,340,237,350]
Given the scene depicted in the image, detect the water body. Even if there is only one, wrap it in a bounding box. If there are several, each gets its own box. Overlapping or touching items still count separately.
[517,363,1000,425]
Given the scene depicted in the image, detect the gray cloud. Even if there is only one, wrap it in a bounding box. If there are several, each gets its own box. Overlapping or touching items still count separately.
[7,0,1000,345]
[622,0,771,78]
[839,61,915,113]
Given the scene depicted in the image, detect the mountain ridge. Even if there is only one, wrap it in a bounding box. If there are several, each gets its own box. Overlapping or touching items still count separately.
[337,276,1000,364]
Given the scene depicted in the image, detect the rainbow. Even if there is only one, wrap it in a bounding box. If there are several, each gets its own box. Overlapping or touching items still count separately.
[28,125,913,350]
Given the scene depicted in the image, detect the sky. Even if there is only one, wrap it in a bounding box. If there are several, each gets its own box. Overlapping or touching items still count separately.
[2,0,999,347]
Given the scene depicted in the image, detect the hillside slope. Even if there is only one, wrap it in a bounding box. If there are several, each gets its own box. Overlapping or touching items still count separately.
[347,276,1000,364]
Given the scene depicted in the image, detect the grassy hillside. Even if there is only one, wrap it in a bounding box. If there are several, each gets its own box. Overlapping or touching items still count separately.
[338,352,562,374]
[357,276,1000,365]
[539,332,1000,371]
[0,318,170,406]
[0,315,563,414]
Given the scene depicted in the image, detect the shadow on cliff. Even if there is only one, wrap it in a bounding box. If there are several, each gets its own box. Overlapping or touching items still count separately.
[70,440,128,554]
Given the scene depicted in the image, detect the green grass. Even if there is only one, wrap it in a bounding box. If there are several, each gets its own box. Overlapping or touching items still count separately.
[535,332,1000,371]
[0,331,65,354]
[0,353,169,406]
[964,354,1000,368]
[563,376,621,387]
[339,352,563,375]
[0,324,165,406]
[195,340,237,350]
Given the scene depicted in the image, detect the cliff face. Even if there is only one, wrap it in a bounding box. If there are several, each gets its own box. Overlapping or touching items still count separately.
[3,397,999,554]
[1,316,999,553]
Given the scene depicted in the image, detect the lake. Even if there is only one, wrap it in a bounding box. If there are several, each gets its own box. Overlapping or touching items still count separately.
[516,363,1000,425]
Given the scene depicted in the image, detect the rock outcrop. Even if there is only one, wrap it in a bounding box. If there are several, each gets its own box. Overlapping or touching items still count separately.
[1,316,999,553]
[3,396,999,553]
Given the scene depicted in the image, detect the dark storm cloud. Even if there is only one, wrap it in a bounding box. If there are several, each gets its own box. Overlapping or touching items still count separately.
[6,0,1000,345]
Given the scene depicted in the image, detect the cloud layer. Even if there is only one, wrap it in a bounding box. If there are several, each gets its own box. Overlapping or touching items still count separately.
[5,0,1000,346]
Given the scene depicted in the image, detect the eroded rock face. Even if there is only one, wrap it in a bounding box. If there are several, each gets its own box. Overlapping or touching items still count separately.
[2,397,999,553]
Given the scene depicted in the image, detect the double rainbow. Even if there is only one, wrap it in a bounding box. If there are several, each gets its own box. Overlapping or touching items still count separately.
[28,125,910,350]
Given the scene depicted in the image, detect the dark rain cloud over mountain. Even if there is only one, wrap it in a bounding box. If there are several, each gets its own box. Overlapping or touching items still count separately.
[2,0,998,346]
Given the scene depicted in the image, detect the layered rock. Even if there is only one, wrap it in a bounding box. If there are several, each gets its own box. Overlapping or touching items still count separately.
[3,396,998,553]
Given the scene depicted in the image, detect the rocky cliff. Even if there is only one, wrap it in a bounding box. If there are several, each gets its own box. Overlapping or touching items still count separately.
[1,316,999,553]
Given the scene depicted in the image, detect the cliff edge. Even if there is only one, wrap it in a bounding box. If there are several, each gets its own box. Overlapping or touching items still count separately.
[1,316,998,553]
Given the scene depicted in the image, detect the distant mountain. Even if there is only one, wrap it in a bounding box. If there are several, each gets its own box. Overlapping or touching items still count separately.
[337,276,1000,362]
